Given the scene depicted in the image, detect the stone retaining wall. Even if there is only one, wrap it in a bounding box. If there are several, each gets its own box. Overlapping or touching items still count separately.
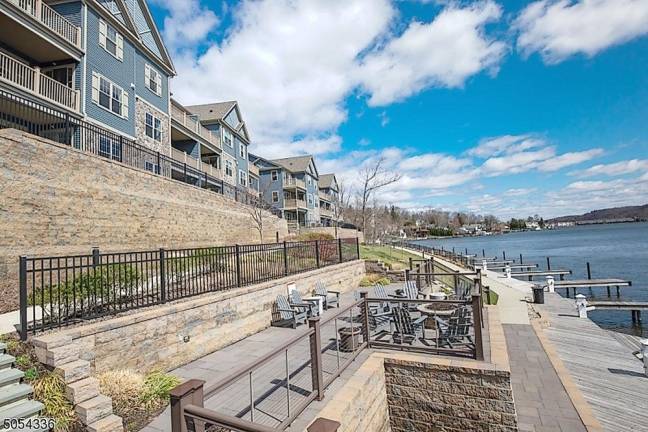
[0,129,288,313]
[32,260,365,374]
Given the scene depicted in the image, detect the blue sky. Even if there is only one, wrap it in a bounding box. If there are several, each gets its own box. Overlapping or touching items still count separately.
[149,0,648,218]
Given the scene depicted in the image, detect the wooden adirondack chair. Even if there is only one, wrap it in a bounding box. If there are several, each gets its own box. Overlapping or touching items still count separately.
[370,283,392,313]
[391,306,426,344]
[435,306,474,349]
[272,295,308,328]
[313,281,340,309]
[290,289,317,317]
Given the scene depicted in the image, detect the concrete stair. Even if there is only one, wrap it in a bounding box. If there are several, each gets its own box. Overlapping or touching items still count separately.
[0,342,51,431]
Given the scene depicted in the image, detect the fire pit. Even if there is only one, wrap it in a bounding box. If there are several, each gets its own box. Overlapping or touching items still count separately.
[416,303,456,329]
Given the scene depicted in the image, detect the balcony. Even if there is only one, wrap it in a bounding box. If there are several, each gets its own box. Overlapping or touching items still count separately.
[320,207,333,218]
[283,177,306,190]
[284,198,307,209]
[171,147,223,179]
[1,0,81,61]
[171,104,222,151]
[319,191,335,202]
[0,51,79,111]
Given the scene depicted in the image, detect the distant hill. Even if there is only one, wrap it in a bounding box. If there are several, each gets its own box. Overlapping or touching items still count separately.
[548,204,648,223]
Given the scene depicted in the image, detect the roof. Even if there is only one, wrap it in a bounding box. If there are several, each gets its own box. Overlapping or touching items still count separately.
[319,174,336,189]
[185,102,237,123]
[271,156,314,174]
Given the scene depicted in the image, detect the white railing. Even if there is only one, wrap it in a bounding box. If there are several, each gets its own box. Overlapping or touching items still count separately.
[170,147,223,180]
[284,198,306,209]
[171,104,222,150]
[7,0,81,48]
[284,177,306,189]
[0,51,79,111]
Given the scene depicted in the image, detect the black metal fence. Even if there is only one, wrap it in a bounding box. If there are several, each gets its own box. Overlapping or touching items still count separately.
[0,89,277,215]
[19,238,360,338]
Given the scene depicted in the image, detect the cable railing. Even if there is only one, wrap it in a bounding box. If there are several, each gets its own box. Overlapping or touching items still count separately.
[18,238,361,338]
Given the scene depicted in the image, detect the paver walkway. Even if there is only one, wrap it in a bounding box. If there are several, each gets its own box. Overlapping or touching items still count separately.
[504,324,587,432]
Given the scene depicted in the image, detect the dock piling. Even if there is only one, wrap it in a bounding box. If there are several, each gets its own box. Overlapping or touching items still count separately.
[546,256,551,271]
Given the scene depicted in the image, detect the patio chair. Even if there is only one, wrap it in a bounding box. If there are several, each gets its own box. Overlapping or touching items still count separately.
[313,281,340,309]
[391,306,426,345]
[435,306,474,349]
[290,289,317,317]
[272,295,308,329]
[370,283,392,314]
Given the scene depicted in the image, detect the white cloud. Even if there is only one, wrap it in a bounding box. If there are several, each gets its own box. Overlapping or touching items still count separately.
[571,159,648,178]
[515,0,648,64]
[536,148,604,172]
[151,0,219,51]
[504,188,536,196]
[481,147,556,175]
[468,134,545,158]
[358,1,506,106]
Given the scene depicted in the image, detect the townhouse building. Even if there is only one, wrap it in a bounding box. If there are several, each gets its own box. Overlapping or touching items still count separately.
[318,173,339,227]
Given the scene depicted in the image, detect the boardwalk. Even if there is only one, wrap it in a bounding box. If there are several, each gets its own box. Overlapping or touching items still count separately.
[537,293,648,432]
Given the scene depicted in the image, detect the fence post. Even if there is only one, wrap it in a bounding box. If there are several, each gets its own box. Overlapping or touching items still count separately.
[338,238,343,263]
[235,244,242,287]
[92,247,100,268]
[405,269,410,282]
[159,249,167,304]
[315,240,320,268]
[170,379,205,432]
[472,295,484,361]
[157,151,161,174]
[546,256,551,271]
[355,237,360,260]
[408,257,413,271]
[283,241,289,276]
[19,256,27,341]
[309,317,325,401]
[360,292,370,348]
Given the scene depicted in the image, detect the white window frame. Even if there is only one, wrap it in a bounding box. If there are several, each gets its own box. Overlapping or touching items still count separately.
[271,170,278,182]
[92,72,128,119]
[98,136,121,161]
[272,191,279,202]
[239,142,246,158]
[145,112,162,142]
[239,170,247,187]
[145,161,159,173]
[223,129,233,147]
[99,19,123,61]
[225,160,234,177]
[144,64,162,97]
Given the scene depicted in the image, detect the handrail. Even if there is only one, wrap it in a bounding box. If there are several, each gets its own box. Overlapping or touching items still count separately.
[183,405,279,432]
[7,0,81,48]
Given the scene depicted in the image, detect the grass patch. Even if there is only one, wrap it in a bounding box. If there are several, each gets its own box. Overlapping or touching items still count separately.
[360,273,391,287]
[98,369,180,432]
[487,289,499,305]
[0,334,81,432]
[360,245,420,270]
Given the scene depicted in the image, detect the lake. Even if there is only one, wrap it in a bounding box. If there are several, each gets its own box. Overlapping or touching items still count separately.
[415,222,648,336]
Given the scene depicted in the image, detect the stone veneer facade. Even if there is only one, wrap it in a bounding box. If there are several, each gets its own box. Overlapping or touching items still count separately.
[134,97,171,155]
[0,129,289,312]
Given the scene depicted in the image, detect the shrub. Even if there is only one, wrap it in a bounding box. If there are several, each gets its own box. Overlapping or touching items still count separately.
[32,373,79,432]
[297,232,335,241]
[360,273,391,287]
[141,371,181,405]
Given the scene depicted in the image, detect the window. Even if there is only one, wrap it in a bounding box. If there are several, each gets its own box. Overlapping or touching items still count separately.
[307,194,313,205]
[272,191,279,202]
[239,170,247,187]
[225,160,233,177]
[99,136,121,161]
[223,129,233,147]
[271,170,278,181]
[145,64,162,96]
[92,73,128,118]
[99,19,123,61]
[239,143,246,158]
[145,161,159,173]
[145,113,162,142]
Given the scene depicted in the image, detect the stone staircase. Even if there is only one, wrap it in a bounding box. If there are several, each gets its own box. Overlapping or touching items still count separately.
[32,336,123,432]
[0,342,51,431]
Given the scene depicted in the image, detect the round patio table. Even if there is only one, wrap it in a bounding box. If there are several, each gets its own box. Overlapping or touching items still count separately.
[416,303,456,330]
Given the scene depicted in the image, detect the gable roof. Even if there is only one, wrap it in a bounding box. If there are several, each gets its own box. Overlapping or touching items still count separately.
[90,0,175,74]
[249,153,281,170]
[319,174,337,190]
[186,101,238,123]
[271,155,319,177]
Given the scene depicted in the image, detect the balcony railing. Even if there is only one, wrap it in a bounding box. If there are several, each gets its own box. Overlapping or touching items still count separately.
[319,191,335,202]
[171,104,222,151]
[284,177,306,189]
[320,207,333,218]
[284,198,307,209]
[7,0,81,48]
[170,147,223,179]
[0,51,79,111]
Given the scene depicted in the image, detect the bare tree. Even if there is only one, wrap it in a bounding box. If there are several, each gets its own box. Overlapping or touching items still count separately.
[356,157,401,235]
[332,180,350,238]
[246,187,277,243]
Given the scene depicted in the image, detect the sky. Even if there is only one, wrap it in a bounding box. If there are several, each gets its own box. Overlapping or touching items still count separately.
[148,0,648,219]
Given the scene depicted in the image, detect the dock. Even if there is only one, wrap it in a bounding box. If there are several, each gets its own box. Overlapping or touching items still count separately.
[554,278,632,296]
[486,264,539,271]
[511,269,572,280]
[589,301,648,323]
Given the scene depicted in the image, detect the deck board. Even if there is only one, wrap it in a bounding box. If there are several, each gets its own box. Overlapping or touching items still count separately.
[537,293,648,432]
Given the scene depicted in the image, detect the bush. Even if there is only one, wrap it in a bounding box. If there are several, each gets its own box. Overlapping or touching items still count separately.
[297,232,335,241]
[360,273,391,287]
[32,373,79,432]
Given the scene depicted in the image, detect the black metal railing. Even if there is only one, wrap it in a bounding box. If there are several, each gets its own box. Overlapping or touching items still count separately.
[389,239,477,270]
[0,89,278,215]
[18,238,361,338]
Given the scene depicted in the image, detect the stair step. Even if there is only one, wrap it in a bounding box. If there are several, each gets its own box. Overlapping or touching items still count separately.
[0,354,15,369]
[0,399,43,422]
[0,383,33,406]
[0,368,24,388]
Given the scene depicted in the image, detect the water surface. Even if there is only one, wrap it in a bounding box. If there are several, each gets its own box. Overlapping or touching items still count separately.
[415,222,648,335]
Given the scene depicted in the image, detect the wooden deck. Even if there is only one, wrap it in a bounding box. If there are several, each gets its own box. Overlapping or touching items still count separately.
[553,279,632,288]
[589,301,648,310]
[537,293,648,432]
[512,270,572,278]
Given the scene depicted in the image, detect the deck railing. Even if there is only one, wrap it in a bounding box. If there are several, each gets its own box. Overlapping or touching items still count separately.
[7,0,81,48]
[0,51,79,111]
[170,104,222,150]
[18,238,361,338]
[284,198,307,209]
[284,177,306,189]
